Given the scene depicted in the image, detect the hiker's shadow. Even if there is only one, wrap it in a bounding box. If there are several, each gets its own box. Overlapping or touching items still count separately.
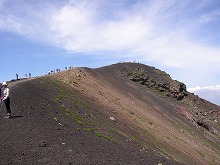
[9,115,23,119]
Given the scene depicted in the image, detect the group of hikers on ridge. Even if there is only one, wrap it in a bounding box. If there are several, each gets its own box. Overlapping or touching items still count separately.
[0,81,11,119]
[1,67,74,119]
[16,73,31,80]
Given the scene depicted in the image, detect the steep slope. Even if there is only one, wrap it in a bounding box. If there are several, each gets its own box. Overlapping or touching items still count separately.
[53,62,220,164]
[0,62,219,164]
[0,75,181,164]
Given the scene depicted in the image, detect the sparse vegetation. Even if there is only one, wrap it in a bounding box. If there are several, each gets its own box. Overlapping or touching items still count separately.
[65,108,71,117]
[84,127,95,132]
[196,150,206,158]
[70,98,80,108]
[82,101,90,110]
[30,63,220,164]
[95,132,114,141]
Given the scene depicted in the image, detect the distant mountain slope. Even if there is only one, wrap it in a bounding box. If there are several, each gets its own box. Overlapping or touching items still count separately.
[1,62,219,164]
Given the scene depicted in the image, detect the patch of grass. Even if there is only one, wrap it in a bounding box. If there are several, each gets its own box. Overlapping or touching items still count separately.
[73,112,79,116]
[53,80,61,87]
[210,160,214,165]
[65,108,71,117]
[108,128,116,133]
[82,101,90,110]
[84,127,95,132]
[76,118,85,126]
[73,112,87,126]
[129,135,145,146]
[55,92,66,103]
[88,114,93,117]
[70,98,80,108]
[55,97,62,103]
[95,132,114,141]
[58,104,65,109]
[196,150,205,158]
[114,128,144,146]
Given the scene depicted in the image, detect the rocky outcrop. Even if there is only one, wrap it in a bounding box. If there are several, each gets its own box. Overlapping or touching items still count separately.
[121,67,188,100]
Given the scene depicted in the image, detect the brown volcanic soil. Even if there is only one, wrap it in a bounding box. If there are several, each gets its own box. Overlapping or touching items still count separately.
[0,76,182,164]
[0,62,220,164]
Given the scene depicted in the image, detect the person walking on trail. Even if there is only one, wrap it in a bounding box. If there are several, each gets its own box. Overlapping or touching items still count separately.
[2,82,11,118]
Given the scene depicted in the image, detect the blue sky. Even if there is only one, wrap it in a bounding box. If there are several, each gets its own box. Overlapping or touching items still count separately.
[0,0,220,105]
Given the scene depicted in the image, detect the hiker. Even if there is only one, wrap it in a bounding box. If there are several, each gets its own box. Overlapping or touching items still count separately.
[2,82,11,118]
[0,83,1,97]
[16,73,18,80]
[0,83,2,107]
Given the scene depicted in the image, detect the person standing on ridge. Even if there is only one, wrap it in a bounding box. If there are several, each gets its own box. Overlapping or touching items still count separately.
[16,73,18,80]
[0,83,2,107]
[2,82,11,118]
[0,83,1,96]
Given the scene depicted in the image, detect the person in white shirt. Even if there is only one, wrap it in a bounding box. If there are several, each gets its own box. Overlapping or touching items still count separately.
[2,82,11,118]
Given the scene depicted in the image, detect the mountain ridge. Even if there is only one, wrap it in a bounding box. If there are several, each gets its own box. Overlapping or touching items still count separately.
[0,62,220,164]
[52,62,220,164]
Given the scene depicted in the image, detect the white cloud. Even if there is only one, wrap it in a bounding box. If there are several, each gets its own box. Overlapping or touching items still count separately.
[0,13,24,33]
[188,85,220,105]
[47,0,220,69]
[1,0,220,87]
[188,85,220,92]
[49,2,152,52]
